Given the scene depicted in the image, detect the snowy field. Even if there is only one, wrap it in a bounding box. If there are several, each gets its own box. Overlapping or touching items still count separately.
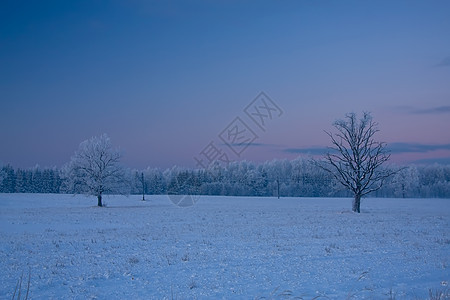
[0,194,449,299]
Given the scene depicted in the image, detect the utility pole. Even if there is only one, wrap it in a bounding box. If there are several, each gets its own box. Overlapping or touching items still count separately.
[141,172,145,201]
[277,177,280,199]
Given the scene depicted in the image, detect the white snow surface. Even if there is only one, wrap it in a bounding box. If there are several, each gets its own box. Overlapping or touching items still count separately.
[0,194,449,299]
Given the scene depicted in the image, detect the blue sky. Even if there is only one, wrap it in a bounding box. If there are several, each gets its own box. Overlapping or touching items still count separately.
[1,0,449,169]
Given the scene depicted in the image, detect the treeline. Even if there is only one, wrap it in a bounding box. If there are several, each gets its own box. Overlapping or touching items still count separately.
[1,159,450,198]
[132,160,338,198]
[132,160,450,198]
[0,165,62,193]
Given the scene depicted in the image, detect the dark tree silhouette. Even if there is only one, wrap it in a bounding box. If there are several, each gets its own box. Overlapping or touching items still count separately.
[320,112,396,213]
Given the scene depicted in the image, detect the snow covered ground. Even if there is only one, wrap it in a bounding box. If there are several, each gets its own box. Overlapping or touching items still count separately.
[0,194,449,299]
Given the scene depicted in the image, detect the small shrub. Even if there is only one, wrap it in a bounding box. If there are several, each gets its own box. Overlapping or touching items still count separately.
[386,287,396,300]
[181,253,189,262]
[128,257,139,265]
[188,277,197,290]
[428,288,449,300]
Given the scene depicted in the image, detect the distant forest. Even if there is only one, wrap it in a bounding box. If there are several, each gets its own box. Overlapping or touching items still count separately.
[1,158,449,198]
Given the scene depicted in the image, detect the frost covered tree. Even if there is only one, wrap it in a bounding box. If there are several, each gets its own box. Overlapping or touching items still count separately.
[320,112,396,213]
[0,166,5,190]
[63,134,126,207]
[391,165,419,198]
[0,165,15,193]
[15,169,29,193]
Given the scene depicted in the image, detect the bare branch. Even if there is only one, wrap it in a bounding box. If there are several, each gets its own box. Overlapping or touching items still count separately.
[319,112,397,212]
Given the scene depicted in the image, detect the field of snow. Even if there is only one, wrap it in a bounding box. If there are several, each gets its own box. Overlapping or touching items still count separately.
[0,194,449,299]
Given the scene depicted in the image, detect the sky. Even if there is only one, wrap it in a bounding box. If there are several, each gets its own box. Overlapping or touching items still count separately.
[1,0,450,169]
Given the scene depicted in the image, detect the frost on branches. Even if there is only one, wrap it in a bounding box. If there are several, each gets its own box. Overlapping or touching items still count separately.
[62,134,127,206]
[319,112,397,213]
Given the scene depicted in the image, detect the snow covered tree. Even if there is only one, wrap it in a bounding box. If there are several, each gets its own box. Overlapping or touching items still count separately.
[62,134,127,207]
[0,166,5,191]
[319,112,396,213]
[391,165,419,198]
[0,165,16,193]
[14,169,29,193]
[31,167,43,193]
[419,164,450,197]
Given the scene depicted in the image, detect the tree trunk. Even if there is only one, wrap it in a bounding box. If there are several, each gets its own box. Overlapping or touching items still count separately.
[97,194,102,207]
[352,193,361,213]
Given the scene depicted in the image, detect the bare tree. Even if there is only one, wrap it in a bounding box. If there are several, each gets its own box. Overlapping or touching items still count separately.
[319,112,396,213]
[63,134,127,207]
